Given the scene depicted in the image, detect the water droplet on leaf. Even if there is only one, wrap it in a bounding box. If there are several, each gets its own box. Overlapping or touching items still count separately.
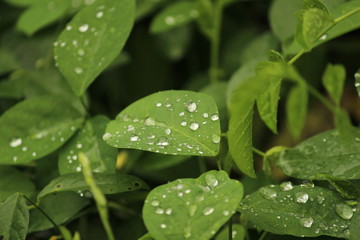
[9,138,22,147]
[189,122,199,131]
[280,181,293,191]
[259,187,277,200]
[299,217,313,228]
[335,203,353,220]
[186,102,197,112]
[203,207,214,216]
[79,24,89,32]
[295,192,309,203]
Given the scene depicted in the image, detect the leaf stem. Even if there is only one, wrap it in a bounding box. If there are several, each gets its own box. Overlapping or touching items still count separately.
[306,83,336,113]
[259,231,268,240]
[333,6,360,23]
[252,147,266,157]
[79,153,115,240]
[228,217,233,240]
[209,1,224,83]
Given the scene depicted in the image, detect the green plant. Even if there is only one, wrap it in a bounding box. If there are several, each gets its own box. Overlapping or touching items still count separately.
[0,0,360,239]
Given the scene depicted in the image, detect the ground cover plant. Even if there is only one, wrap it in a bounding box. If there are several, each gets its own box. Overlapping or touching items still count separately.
[0,0,360,239]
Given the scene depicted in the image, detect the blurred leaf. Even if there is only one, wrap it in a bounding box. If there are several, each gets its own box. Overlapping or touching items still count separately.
[0,193,29,240]
[215,224,245,240]
[295,8,332,50]
[29,192,90,232]
[355,69,360,96]
[277,128,360,179]
[58,115,117,175]
[350,206,360,240]
[104,90,221,156]
[304,0,330,14]
[143,171,243,240]
[0,48,20,74]
[317,174,360,199]
[136,153,190,171]
[0,96,85,165]
[239,184,353,238]
[286,84,308,139]
[17,0,71,36]
[0,166,35,201]
[54,0,135,96]
[136,0,164,21]
[37,173,148,201]
[322,63,345,106]
[150,1,198,33]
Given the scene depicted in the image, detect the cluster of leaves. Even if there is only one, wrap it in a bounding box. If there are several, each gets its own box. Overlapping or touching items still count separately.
[0,0,360,240]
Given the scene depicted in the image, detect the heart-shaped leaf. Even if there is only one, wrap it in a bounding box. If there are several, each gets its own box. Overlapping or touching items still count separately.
[0,193,29,240]
[239,183,356,238]
[277,128,360,179]
[104,90,221,156]
[37,173,148,201]
[143,170,243,240]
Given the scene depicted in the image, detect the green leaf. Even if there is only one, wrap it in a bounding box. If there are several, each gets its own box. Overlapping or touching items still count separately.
[3,0,42,7]
[136,153,190,171]
[277,128,360,179]
[239,184,354,238]
[16,0,71,36]
[322,63,346,106]
[295,8,332,50]
[286,84,308,139]
[304,0,330,14]
[104,90,221,157]
[0,166,35,201]
[269,0,303,42]
[29,192,90,232]
[143,171,243,240]
[355,69,360,96]
[138,233,154,240]
[54,0,135,96]
[0,96,85,165]
[317,174,360,199]
[136,0,164,21]
[215,224,245,240]
[350,205,360,240]
[150,1,199,33]
[37,173,148,201]
[58,115,117,175]
[0,48,20,75]
[0,193,29,240]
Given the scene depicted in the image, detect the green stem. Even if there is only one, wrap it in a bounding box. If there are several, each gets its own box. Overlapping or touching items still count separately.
[22,195,61,233]
[259,231,268,240]
[209,1,223,83]
[334,6,360,23]
[306,84,336,113]
[79,153,115,240]
[252,147,266,157]
[228,217,233,240]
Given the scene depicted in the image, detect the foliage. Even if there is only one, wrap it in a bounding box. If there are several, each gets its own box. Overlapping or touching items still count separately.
[0,0,359,239]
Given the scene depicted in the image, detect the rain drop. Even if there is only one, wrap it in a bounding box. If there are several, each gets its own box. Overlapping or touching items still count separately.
[179,112,185,116]
[186,102,197,112]
[295,192,309,204]
[211,114,219,121]
[335,203,353,220]
[165,208,172,215]
[103,132,111,141]
[66,25,72,31]
[222,210,230,216]
[280,181,293,191]
[203,113,209,118]
[160,224,167,229]
[157,137,169,146]
[299,217,313,228]
[165,129,171,135]
[181,121,187,126]
[79,24,89,32]
[77,49,85,56]
[259,187,277,200]
[127,125,135,132]
[320,34,327,40]
[203,207,214,216]
[9,138,22,147]
[76,143,83,149]
[156,103,162,107]
[155,208,164,214]
[96,11,104,18]
[151,200,160,206]
[212,134,221,144]
[130,135,139,142]
[74,67,84,74]
[189,122,199,131]
[144,117,156,126]
[22,146,28,152]
[205,174,218,188]
[165,16,175,25]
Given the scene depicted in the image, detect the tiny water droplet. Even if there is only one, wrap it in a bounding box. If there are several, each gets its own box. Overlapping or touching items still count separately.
[320,34,327,40]
[22,146,28,152]
[179,112,185,116]
[205,174,219,188]
[203,113,209,118]
[96,11,104,18]
[165,129,171,135]
[189,205,197,216]
[76,143,83,149]
[151,200,160,206]
[317,196,325,204]
[156,103,162,107]
[211,114,219,121]
[103,132,111,141]
[189,122,199,131]
[144,117,156,126]
[335,203,353,220]
[184,226,192,238]
[181,121,187,126]
[186,102,197,112]
[157,137,169,146]
[295,192,309,204]
[130,135,139,142]
[160,224,167,229]
[165,208,172,215]
[222,210,230,216]
[155,208,164,214]
[165,16,175,25]
[79,24,89,32]
[203,207,214,216]
[299,217,313,228]
[9,138,22,147]
[77,49,85,56]
[212,134,221,144]
[66,25,72,31]
[76,166,82,172]
[32,152,37,157]
[259,187,277,200]
[74,67,83,74]
[280,181,293,191]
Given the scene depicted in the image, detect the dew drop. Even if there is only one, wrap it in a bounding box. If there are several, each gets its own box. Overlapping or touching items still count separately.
[76,143,83,149]
[74,67,83,74]
[280,181,293,191]
[157,137,169,146]
[144,117,156,126]
[156,103,162,107]
[127,125,135,132]
[165,16,175,25]
[203,113,209,118]
[96,11,104,18]
[212,134,221,144]
[295,192,309,204]
[103,132,112,141]
[77,49,85,56]
[66,25,72,31]
[203,207,214,216]
[165,208,172,215]
[184,226,192,238]
[259,187,277,200]
[181,121,187,126]
[76,166,82,172]
[151,200,160,206]
[22,146,28,152]
[205,174,219,188]
[320,34,327,40]
[222,210,230,216]
[179,112,185,116]
[299,217,313,228]
[335,203,353,220]
[186,102,197,112]
[165,129,171,135]
[9,138,22,147]
[79,24,89,32]
[130,135,139,142]
[189,205,197,216]
[32,152,37,157]
[211,114,219,121]
[317,196,325,204]
[155,208,164,214]
[160,224,167,229]
[189,122,199,131]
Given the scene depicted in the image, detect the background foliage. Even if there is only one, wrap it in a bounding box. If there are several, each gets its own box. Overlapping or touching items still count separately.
[0,0,360,239]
